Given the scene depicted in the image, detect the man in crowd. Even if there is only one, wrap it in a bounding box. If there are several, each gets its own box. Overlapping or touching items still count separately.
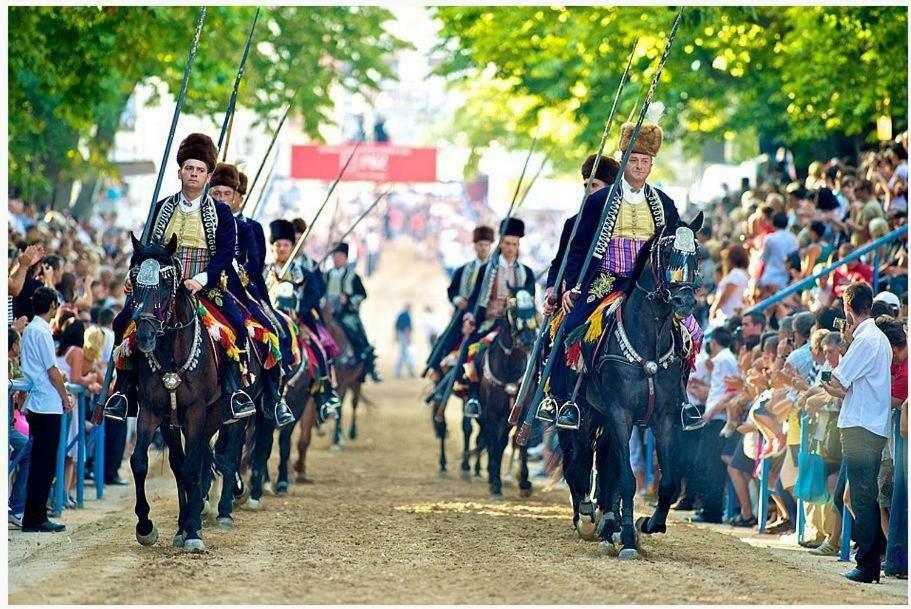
[394,303,415,379]
[20,287,73,533]
[325,242,382,383]
[823,282,893,583]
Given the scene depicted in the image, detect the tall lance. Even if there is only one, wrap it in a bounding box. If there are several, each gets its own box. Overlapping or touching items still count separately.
[277,142,361,280]
[509,36,639,425]
[431,134,540,413]
[317,190,391,265]
[249,150,278,221]
[243,100,293,217]
[98,7,208,413]
[516,9,685,447]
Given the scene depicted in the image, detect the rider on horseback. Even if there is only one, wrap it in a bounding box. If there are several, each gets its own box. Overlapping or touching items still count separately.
[208,163,295,428]
[541,122,704,430]
[325,243,383,383]
[105,133,256,422]
[265,219,342,422]
[426,224,494,383]
[460,218,536,418]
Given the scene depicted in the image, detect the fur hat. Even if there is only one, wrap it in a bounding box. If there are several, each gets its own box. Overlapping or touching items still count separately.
[619,122,663,157]
[500,217,525,238]
[581,154,620,185]
[237,172,248,196]
[176,133,217,172]
[472,225,495,243]
[333,242,350,256]
[269,219,296,244]
[292,218,307,235]
[210,163,240,191]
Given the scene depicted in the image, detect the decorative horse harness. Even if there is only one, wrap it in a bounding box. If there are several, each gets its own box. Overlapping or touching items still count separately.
[480,291,537,398]
[133,258,204,427]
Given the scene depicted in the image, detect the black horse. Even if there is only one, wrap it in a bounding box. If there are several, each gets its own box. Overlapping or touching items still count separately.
[477,289,538,499]
[126,234,222,552]
[567,214,703,559]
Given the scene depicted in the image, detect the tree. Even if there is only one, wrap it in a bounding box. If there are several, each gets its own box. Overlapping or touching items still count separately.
[433,6,908,174]
[8,6,407,214]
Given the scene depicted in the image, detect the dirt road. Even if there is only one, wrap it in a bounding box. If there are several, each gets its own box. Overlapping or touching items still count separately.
[7,239,906,604]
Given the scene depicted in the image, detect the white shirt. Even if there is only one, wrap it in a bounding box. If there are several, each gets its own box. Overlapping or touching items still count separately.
[686,351,710,405]
[713,268,749,320]
[179,192,203,212]
[621,177,646,204]
[834,318,893,437]
[20,315,63,414]
[706,347,738,421]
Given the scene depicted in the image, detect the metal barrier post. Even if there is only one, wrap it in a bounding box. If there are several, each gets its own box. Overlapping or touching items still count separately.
[53,409,70,515]
[724,475,736,522]
[796,411,808,544]
[95,418,106,500]
[839,506,854,562]
[645,429,654,491]
[76,394,87,508]
[758,440,770,533]
[885,408,907,576]
[872,251,880,293]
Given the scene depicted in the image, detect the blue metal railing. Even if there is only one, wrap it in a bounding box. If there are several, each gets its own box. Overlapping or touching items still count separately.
[746,225,907,314]
[885,407,907,575]
[8,380,106,514]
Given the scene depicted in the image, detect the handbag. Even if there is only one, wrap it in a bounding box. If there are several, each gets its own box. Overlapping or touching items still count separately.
[794,443,831,505]
[817,413,842,464]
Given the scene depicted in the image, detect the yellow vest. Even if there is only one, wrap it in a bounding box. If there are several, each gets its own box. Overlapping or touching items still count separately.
[164,206,207,250]
[614,199,655,240]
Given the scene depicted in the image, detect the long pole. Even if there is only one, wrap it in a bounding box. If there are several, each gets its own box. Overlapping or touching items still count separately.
[243,101,293,215]
[215,7,260,155]
[248,146,279,220]
[432,134,539,411]
[510,36,638,425]
[279,142,362,277]
[317,190,391,266]
[100,8,208,412]
[517,10,684,446]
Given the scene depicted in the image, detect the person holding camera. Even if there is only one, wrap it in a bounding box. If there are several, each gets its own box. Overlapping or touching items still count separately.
[822,282,893,583]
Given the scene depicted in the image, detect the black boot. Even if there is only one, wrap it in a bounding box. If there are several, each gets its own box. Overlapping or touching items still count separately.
[535,394,558,424]
[225,359,256,421]
[463,384,481,419]
[104,367,137,421]
[314,383,341,424]
[263,368,295,429]
[555,398,581,430]
[679,368,705,431]
[365,346,382,383]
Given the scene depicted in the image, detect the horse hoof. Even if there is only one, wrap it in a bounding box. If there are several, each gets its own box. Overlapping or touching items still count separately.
[263,481,274,495]
[489,492,504,502]
[183,538,206,553]
[348,428,357,440]
[295,475,314,484]
[136,526,158,546]
[276,482,289,495]
[519,487,532,499]
[330,444,342,452]
[172,532,187,548]
[215,517,234,530]
[201,499,212,517]
[438,470,449,479]
[599,540,619,557]
[618,548,639,561]
[612,532,622,546]
[577,518,598,541]
[460,470,471,482]
[245,498,260,511]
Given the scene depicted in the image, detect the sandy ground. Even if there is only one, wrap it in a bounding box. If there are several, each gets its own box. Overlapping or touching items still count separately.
[7,239,908,604]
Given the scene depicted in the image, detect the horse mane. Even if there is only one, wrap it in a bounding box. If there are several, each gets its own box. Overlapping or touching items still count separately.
[134,242,177,267]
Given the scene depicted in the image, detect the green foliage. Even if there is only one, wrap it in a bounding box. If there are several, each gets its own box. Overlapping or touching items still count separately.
[434,6,908,173]
[8,6,406,204]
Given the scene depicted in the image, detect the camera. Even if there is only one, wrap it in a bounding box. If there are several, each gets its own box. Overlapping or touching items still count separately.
[833,318,847,332]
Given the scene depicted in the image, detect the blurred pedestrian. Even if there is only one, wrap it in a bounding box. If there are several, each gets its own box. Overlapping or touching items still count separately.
[394,304,415,378]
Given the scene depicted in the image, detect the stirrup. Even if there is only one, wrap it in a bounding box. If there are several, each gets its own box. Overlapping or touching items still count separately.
[463,398,481,419]
[555,400,581,430]
[230,390,256,419]
[103,392,129,421]
[680,402,706,431]
[535,395,558,423]
[274,398,296,429]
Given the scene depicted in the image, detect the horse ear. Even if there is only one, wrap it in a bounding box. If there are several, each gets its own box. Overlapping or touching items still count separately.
[166,234,178,255]
[688,211,705,234]
[130,232,141,252]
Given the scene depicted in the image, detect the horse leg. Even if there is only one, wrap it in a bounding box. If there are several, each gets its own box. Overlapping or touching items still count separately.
[162,425,189,545]
[474,428,484,478]
[595,430,621,545]
[518,444,532,498]
[438,416,448,476]
[332,388,344,450]
[638,417,680,535]
[248,409,274,506]
[180,408,209,552]
[131,408,163,547]
[348,385,360,440]
[487,418,508,499]
[460,415,472,481]
[277,423,293,494]
[213,424,240,528]
[295,401,316,483]
[558,428,596,540]
[610,417,639,560]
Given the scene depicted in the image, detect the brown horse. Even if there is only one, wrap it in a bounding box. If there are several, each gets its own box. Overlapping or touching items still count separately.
[321,304,365,449]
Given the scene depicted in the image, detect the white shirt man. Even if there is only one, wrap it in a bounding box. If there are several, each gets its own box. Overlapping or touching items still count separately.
[833,318,893,437]
[706,345,738,422]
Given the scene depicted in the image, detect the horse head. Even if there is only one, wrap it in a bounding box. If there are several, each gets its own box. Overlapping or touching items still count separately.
[505,287,538,349]
[642,212,703,319]
[128,233,182,353]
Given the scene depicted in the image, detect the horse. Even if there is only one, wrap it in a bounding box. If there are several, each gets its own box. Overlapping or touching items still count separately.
[277,370,319,487]
[477,288,538,499]
[567,214,703,560]
[321,304,365,449]
[125,234,222,552]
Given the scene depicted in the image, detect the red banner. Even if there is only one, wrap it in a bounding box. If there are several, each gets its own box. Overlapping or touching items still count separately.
[290,143,437,183]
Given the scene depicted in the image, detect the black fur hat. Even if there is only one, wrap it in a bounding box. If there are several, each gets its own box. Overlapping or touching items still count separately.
[500,217,525,238]
[210,163,240,191]
[176,133,217,172]
[237,172,248,196]
[581,154,620,185]
[333,242,350,256]
[269,219,296,244]
[472,225,495,243]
